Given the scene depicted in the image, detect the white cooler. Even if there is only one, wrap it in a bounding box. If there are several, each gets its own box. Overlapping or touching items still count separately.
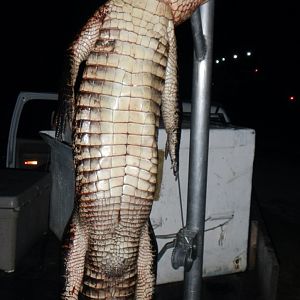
[0,169,50,272]
[153,125,255,283]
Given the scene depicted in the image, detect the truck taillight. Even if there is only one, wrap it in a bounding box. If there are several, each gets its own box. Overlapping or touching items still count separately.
[24,160,38,165]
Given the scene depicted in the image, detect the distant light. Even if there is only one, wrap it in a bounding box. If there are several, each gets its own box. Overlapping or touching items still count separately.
[254,68,259,73]
[24,160,38,165]
[222,57,226,61]
[288,96,296,102]
[246,51,252,56]
[216,59,220,64]
[233,54,238,59]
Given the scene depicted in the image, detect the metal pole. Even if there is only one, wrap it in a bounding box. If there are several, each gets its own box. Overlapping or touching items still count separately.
[183,1,215,299]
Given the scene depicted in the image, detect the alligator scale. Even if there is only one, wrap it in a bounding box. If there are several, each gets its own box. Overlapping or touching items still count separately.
[55,0,206,298]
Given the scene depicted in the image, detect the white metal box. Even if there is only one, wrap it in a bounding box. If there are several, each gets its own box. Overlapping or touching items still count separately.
[153,125,255,283]
[0,169,50,272]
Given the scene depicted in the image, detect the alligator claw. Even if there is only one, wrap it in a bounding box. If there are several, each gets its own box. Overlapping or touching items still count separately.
[165,139,179,179]
[55,85,74,142]
[172,162,179,180]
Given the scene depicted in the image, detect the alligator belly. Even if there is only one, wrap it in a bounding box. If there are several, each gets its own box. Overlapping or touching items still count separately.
[70,12,169,296]
[73,90,161,297]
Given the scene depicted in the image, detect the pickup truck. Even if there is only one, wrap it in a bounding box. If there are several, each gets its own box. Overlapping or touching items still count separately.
[1,91,57,272]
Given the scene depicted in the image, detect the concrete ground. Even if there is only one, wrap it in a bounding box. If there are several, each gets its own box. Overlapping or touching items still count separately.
[0,124,299,300]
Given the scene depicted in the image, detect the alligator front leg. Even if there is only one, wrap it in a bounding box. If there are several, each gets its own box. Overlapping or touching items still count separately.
[161,20,180,177]
[55,6,108,141]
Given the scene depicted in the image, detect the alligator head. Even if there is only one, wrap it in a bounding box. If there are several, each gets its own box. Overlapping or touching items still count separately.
[163,0,208,25]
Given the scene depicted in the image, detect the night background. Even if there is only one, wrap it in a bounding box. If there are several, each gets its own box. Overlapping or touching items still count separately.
[1,0,299,163]
[0,0,299,299]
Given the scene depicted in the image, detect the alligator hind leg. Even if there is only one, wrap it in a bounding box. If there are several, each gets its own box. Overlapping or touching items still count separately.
[135,220,158,300]
[61,209,88,300]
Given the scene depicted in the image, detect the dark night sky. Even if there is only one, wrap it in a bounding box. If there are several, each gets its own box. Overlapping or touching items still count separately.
[1,0,299,157]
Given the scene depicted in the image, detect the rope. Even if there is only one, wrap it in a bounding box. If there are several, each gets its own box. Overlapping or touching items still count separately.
[177,171,185,228]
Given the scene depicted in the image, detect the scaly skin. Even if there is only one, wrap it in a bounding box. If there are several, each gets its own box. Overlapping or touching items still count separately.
[55,0,206,299]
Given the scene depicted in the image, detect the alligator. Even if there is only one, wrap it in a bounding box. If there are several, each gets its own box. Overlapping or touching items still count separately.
[55,0,207,298]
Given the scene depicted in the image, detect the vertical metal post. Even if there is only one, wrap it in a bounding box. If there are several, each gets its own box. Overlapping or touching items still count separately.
[183,1,215,299]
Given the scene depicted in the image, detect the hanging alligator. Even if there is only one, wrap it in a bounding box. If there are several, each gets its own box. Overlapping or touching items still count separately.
[55,0,207,298]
